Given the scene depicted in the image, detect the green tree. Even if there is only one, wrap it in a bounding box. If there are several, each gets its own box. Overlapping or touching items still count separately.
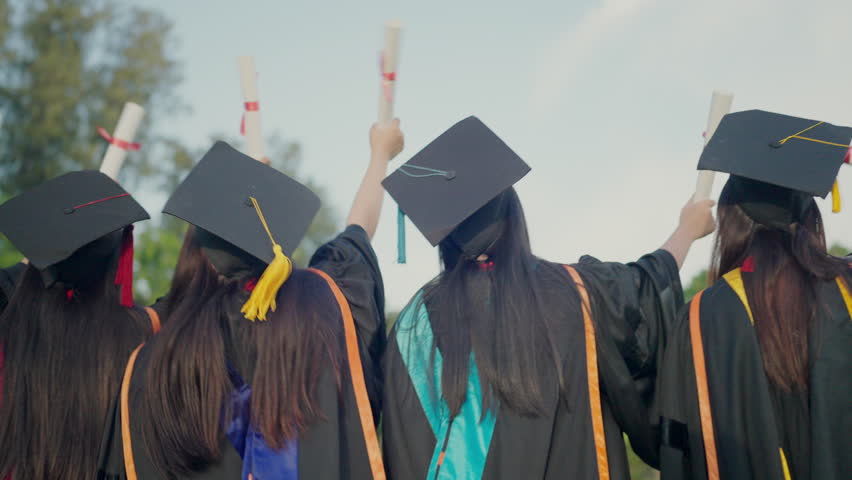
[0,0,181,256]
[626,436,659,480]
[684,268,709,301]
[828,242,850,258]
[0,0,341,307]
[0,0,181,195]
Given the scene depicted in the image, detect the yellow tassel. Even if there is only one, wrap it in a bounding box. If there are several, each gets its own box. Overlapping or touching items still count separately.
[241,244,292,321]
[832,179,841,213]
[241,197,293,321]
[779,448,792,480]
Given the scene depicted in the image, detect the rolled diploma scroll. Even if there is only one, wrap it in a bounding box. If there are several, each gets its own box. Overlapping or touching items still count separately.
[694,90,734,201]
[99,102,145,181]
[378,20,402,125]
[238,56,265,161]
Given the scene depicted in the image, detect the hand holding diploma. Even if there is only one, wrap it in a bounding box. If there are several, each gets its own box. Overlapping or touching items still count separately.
[662,197,717,269]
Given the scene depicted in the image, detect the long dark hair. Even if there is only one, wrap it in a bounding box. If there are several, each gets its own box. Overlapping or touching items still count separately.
[710,199,852,391]
[0,245,152,479]
[423,188,567,417]
[140,228,344,477]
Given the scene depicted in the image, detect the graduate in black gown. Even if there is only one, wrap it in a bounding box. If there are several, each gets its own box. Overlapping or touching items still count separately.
[0,171,156,480]
[98,120,404,480]
[656,110,852,480]
[380,116,716,480]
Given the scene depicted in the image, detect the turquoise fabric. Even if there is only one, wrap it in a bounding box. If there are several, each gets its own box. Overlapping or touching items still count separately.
[395,292,497,480]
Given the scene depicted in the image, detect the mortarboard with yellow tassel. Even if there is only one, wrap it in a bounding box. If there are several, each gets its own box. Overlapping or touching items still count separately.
[163,141,320,320]
[697,109,851,219]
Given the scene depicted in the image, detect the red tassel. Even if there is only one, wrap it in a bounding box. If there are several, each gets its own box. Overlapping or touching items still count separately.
[742,256,755,272]
[115,225,135,307]
[66,289,75,302]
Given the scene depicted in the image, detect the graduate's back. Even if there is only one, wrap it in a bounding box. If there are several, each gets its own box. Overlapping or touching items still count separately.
[657,110,852,480]
[382,115,714,479]
[99,140,391,480]
[0,172,154,480]
[112,238,352,479]
[659,190,852,480]
[383,186,693,480]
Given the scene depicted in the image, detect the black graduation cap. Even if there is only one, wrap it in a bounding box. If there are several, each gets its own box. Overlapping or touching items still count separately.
[699,110,851,196]
[383,116,530,261]
[0,170,149,271]
[163,141,321,265]
[698,110,852,228]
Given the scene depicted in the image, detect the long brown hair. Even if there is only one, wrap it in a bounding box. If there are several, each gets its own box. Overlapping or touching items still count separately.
[0,246,152,479]
[140,228,344,477]
[424,189,569,417]
[710,200,852,391]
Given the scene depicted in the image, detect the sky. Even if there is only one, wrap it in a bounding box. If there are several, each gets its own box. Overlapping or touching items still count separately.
[122,0,852,310]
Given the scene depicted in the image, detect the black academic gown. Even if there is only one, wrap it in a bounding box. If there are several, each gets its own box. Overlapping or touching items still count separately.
[383,250,682,480]
[98,225,386,480]
[656,269,852,480]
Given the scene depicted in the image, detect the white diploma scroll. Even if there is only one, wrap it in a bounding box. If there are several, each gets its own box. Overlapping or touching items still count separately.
[694,90,734,201]
[238,56,265,161]
[99,102,145,181]
[378,20,402,125]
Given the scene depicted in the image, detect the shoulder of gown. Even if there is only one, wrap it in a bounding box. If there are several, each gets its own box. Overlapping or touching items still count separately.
[308,224,386,417]
[563,249,683,467]
[571,249,682,380]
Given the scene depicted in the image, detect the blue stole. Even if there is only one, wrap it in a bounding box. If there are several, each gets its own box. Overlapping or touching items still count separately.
[225,366,298,480]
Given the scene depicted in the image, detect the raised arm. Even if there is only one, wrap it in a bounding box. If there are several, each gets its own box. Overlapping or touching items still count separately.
[660,197,716,269]
[346,119,404,239]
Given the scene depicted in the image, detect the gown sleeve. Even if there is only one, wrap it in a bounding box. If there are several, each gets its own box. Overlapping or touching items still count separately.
[308,225,386,420]
[572,249,684,467]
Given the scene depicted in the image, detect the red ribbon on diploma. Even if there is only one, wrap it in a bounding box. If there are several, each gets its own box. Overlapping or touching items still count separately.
[240,101,260,136]
[98,127,141,151]
[379,53,396,103]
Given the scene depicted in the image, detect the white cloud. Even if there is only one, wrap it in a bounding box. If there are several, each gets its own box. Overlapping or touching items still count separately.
[530,0,659,114]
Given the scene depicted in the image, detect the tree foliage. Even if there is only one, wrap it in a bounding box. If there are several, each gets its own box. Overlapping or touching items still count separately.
[0,0,181,195]
[0,0,339,306]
